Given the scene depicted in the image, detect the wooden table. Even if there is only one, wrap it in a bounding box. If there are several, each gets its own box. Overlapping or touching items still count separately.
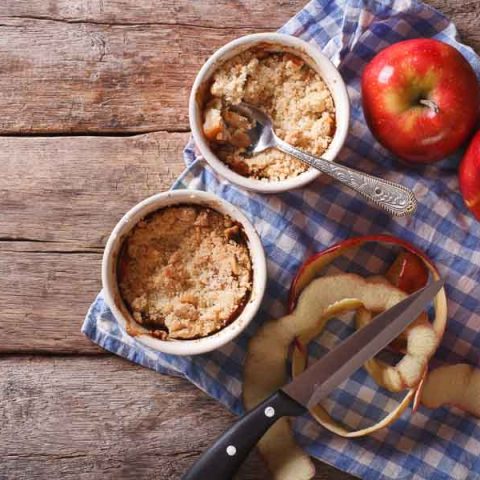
[1,1,477,478]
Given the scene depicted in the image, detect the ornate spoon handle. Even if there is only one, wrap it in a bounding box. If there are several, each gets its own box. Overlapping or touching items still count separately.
[275,137,417,217]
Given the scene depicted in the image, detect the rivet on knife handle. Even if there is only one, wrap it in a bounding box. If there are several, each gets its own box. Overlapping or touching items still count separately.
[181,391,305,480]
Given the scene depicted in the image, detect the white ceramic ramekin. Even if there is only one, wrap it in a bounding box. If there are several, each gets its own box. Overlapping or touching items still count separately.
[189,32,350,194]
[102,189,267,356]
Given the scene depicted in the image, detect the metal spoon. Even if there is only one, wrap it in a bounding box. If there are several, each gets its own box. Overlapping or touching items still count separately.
[233,103,417,216]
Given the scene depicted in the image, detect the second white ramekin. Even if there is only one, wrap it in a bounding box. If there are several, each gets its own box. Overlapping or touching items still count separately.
[102,189,267,356]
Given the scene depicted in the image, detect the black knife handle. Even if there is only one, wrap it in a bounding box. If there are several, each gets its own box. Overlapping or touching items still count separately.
[182,391,305,480]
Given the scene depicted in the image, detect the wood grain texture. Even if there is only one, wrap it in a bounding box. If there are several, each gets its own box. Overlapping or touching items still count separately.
[0,355,351,480]
[0,0,305,134]
[1,0,303,28]
[0,132,186,246]
[0,133,185,353]
[426,0,480,50]
[0,19,229,133]
[0,248,102,353]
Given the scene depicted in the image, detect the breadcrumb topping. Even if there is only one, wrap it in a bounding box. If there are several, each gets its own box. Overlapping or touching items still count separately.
[203,49,336,181]
[118,206,252,340]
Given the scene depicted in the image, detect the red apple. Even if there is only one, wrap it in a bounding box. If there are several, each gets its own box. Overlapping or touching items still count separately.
[459,129,480,220]
[362,39,480,164]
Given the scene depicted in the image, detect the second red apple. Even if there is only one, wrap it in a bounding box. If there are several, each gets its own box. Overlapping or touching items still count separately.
[459,130,480,220]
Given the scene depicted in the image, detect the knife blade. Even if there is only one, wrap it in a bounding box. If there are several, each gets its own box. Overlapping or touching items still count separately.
[283,278,445,408]
[183,279,444,480]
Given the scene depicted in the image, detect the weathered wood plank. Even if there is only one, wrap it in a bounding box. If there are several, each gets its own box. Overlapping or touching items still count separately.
[0,1,475,134]
[0,355,352,480]
[0,132,186,247]
[0,249,102,353]
[426,0,480,50]
[0,133,186,353]
[0,0,313,135]
[2,0,475,41]
[0,15,287,134]
[1,0,304,29]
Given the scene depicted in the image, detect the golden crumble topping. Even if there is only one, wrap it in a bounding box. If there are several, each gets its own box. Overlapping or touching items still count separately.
[202,49,336,181]
[118,206,253,340]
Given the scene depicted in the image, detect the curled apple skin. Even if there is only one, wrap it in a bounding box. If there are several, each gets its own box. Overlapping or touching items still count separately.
[291,294,417,438]
[354,307,436,392]
[244,234,449,473]
[289,235,447,339]
[243,313,316,479]
[386,251,429,294]
[243,272,423,470]
[289,235,447,414]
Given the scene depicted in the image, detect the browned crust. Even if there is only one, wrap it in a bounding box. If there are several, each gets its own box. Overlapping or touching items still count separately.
[117,204,253,341]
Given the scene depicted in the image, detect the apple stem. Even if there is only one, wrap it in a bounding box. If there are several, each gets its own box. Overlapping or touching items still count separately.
[419,99,440,114]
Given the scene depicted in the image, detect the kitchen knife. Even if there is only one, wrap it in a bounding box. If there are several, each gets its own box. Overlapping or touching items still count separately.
[182,279,444,480]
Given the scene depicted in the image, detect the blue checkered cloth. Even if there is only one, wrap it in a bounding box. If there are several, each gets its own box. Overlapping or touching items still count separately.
[83,0,480,478]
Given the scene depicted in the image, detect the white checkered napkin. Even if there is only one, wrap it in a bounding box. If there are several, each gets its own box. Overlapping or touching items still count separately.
[83,0,480,478]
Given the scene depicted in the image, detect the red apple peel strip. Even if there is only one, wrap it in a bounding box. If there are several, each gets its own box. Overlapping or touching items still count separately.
[354,308,437,392]
[289,235,447,342]
[367,264,436,413]
[291,296,416,437]
[243,272,421,476]
[243,317,315,480]
[242,236,448,477]
[290,236,447,406]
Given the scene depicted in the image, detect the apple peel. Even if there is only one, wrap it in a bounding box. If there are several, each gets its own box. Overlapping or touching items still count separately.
[256,420,316,480]
[288,236,447,430]
[243,273,419,476]
[290,236,447,391]
[243,236,448,477]
[421,364,480,416]
[386,251,430,294]
[364,261,436,411]
[354,308,437,392]
[289,235,447,344]
[243,319,315,480]
[291,298,416,437]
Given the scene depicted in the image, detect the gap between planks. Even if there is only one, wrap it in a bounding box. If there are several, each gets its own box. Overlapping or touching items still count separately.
[0,132,188,354]
[1,15,275,31]
[0,354,350,479]
[0,128,191,137]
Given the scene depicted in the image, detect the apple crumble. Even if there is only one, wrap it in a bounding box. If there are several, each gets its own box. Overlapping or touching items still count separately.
[202,49,336,181]
[118,206,253,340]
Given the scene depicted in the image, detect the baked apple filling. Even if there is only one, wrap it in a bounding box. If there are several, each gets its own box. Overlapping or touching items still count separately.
[203,49,336,181]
